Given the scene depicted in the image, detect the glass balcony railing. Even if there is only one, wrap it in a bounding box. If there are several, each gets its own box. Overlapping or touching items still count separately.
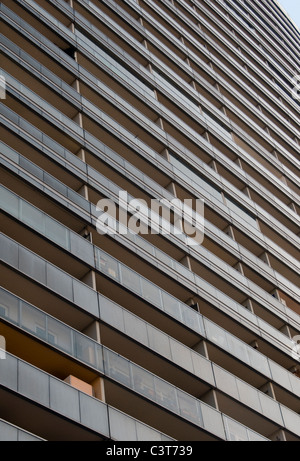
[3,48,299,258]
[1,188,299,399]
[2,138,299,314]
[0,351,173,441]
[0,287,271,441]
[0,419,44,441]
[4,48,299,268]
[3,286,299,436]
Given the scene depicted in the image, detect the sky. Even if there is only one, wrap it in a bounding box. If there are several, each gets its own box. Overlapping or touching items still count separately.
[277,0,300,30]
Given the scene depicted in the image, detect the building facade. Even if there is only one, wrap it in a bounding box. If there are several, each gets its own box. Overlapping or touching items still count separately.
[0,0,299,441]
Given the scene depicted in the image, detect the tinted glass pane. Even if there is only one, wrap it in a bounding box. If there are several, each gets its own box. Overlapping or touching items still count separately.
[201,403,225,439]
[0,289,19,324]
[154,377,178,413]
[47,317,73,354]
[121,266,141,295]
[73,280,98,316]
[0,235,18,267]
[21,201,45,234]
[104,349,131,387]
[70,232,94,266]
[124,312,148,345]
[177,389,199,424]
[21,302,46,339]
[45,216,69,249]
[0,186,19,217]
[97,251,120,281]
[161,292,182,322]
[147,325,171,358]
[79,393,109,436]
[108,408,137,441]
[0,353,18,390]
[0,422,18,441]
[74,331,97,368]
[136,422,162,441]
[49,378,80,421]
[141,278,162,307]
[99,296,125,332]
[131,364,155,401]
[170,339,193,373]
[19,248,46,285]
[18,361,49,406]
[47,264,73,300]
[224,417,248,441]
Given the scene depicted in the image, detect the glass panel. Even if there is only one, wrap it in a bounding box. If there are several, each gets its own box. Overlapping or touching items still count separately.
[147,325,171,359]
[161,291,182,322]
[0,353,18,390]
[224,417,248,441]
[170,339,194,373]
[154,377,179,413]
[141,278,162,307]
[104,349,131,387]
[281,406,300,436]
[136,422,163,441]
[79,393,109,436]
[124,312,148,345]
[213,365,239,398]
[201,402,225,439]
[70,232,94,266]
[45,216,69,249]
[269,361,293,392]
[247,347,270,377]
[247,429,268,441]
[0,236,18,267]
[205,320,229,351]
[108,408,137,441]
[20,201,45,234]
[182,306,202,333]
[74,331,97,368]
[192,353,214,385]
[0,186,19,217]
[18,431,41,441]
[0,421,18,441]
[99,296,125,332]
[19,248,46,285]
[21,302,46,339]
[49,377,80,421]
[73,280,98,316]
[47,317,73,354]
[177,389,200,424]
[258,393,283,426]
[97,251,120,281]
[236,379,261,413]
[0,288,19,324]
[121,265,141,295]
[227,335,250,365]
[132,364,155,401]
[18,361,49,407]
[46,264,73,300]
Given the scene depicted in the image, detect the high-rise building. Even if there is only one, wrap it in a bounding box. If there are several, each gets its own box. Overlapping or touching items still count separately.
[0,0,299,442]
